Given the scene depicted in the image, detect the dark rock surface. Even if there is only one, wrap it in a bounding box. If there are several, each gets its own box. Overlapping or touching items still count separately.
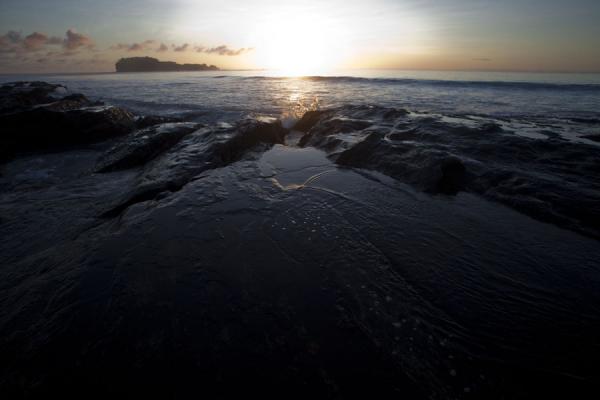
[1,83,600,399]
[336,132,468,194]
[0,82,136,161]
[0,82,200,164]
[293,105,600,239]
[570,117,600,124]
[0,81,67,114]
[582,134,600,142]
[95,122,201,173]
[100,118,287,218]
[135,114,183,129]
[1,106,135,160]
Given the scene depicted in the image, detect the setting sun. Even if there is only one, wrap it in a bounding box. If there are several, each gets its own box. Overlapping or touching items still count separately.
[250,8,350,75]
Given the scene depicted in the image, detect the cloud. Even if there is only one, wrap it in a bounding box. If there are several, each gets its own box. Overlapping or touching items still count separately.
[1,30,63,53]
[128,43,145,52]
[0,31,23,55]
[23,32,50,50]
[0,29,97,66]
[106,40,249,56]
[112,40,156,52]
[173,43,189,52]
[1,31,22,45]
[0,31,63,64]
[110,43,129,51]
[47,36,63,45]
[196,45,251,56]
[63,29,94,50]
[473,58,492,62]
[1,29,253,70]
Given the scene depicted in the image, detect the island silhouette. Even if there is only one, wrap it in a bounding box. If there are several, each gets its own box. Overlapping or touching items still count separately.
[116,57,219,72]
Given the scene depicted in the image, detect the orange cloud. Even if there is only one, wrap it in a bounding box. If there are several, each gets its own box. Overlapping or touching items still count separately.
[111,40,156,52]
[63,29,94,50]
[173,43,189,52]
[196,45,251,56]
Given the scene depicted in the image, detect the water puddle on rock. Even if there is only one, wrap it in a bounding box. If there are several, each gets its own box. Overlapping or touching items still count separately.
[258,143,336,190]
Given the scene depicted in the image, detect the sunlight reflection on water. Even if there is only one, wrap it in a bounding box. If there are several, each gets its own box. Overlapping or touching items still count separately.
[1,70,599,124]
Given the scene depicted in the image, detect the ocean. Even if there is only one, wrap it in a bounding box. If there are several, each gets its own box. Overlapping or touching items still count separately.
[2,69,600,138]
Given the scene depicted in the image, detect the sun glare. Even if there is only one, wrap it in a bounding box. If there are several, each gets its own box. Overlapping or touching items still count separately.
[251,9,349,76]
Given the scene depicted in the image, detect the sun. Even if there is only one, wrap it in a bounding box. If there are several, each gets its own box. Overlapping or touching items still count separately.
[251,8,349,76]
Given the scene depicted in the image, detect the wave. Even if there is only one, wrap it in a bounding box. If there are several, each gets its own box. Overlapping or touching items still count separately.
[241,75,600,91]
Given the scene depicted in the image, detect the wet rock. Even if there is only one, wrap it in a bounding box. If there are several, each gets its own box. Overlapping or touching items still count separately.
[582,134,600,143]
[2,87,600,398]
[296,106,410,150]
[95,122,201,172]
[336,132,468,194]
[216,118,287,163]
[387,127,420,141]
[0,81,67,114]
[570,117,600,124]
[436,157,468,194]
[2,130,599,398]
[299,105,600,239]
[299,117,373,148]
[382,108,410,120]
[0,81,135,161]
[102,118,287,217]
[1,105,135,161]
[294,106,407,135]
[135,115,183,129]
[41,93,98,112]
[0,81,100,115]
[293,110,324,132]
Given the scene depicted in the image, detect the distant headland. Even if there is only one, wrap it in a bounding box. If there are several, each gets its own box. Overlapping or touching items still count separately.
[115,57,219,72]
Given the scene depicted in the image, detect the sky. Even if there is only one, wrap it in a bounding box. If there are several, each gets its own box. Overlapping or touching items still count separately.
[1,0,600,73]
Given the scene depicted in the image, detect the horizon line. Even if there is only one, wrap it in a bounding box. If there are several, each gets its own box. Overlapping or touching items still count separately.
[2,67,600,76]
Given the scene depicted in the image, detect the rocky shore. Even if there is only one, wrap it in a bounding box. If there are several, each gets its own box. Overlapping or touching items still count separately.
[1,82,599,399]
[2,81,598,239]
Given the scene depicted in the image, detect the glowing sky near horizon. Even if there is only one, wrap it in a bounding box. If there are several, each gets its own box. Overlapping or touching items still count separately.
[1,0,599,73]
